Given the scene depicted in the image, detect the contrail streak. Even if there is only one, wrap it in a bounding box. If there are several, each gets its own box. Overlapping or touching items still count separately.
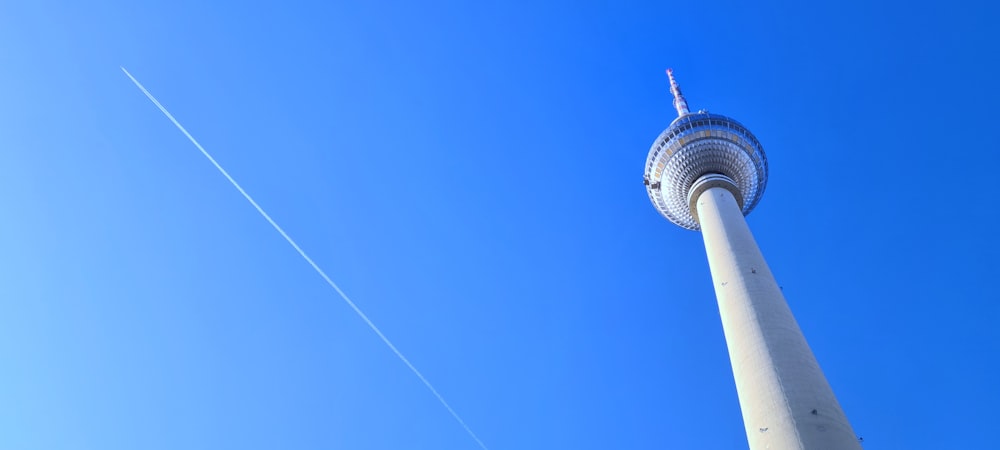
[121,67,489,450]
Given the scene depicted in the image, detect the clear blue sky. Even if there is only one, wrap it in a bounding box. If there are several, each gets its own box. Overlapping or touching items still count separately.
[2,0,998,448]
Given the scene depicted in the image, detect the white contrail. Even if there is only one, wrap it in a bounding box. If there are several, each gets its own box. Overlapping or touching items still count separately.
[121,67,489,450]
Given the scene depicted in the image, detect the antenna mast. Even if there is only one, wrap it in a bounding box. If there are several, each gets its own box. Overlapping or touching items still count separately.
[666,68,690,117]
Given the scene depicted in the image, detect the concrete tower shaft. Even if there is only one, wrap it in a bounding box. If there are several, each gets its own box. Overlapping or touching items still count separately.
[694,176,861,450]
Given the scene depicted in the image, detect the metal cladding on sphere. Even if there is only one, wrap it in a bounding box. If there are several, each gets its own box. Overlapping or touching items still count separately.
[644,112,768,230]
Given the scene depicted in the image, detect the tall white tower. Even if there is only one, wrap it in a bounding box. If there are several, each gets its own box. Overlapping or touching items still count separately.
[644,70,862,450]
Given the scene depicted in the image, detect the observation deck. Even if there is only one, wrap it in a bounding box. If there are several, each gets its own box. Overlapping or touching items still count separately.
[644,112,768,230]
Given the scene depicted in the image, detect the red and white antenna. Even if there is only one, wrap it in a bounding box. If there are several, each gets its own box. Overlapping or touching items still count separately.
[666,68,690,117]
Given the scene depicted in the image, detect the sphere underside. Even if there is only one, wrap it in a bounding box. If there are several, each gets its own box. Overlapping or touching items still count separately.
[644,113,768,230]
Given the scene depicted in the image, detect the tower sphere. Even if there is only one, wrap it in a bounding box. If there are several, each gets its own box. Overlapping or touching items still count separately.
[644,112,768,230]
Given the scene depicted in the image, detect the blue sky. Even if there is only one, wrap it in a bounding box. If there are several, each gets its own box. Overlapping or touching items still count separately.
[2,0,998,448]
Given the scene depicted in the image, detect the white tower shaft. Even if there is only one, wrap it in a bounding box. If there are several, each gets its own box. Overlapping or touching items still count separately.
[695,186,861,450]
